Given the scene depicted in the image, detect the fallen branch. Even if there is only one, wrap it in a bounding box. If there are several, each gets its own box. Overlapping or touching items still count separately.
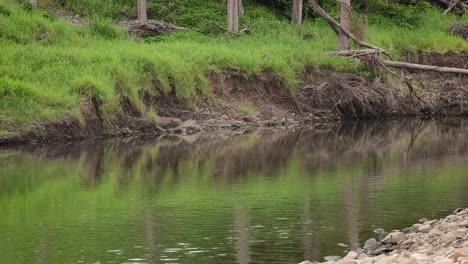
[329,49,468,75]
[310,0,468,76]
[444,0,462,14]
[308,0,394,61]
[381,60,468,75]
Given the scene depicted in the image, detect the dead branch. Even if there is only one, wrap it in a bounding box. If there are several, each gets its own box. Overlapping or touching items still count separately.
[329,49,468,75]
[311,0,468,76]
[381,60,468,75]
[308,0,394,60]
[444,0,462,14]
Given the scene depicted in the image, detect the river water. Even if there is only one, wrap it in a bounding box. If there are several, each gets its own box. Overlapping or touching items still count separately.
[1,120,468,264]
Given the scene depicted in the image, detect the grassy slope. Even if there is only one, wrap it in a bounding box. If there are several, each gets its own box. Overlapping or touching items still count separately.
[0,0,467,133]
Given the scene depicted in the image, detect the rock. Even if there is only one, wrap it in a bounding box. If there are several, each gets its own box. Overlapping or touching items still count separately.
[429,228,442,237]
[374,228,386,234]
[410,253,430,264]
[299,261,313,264]
[455,248,468,258]
[374,254,398,264]
[460,220,468,227]
[381,232,406,244]
[336,260,357,264]
[419,218,429,223]
[446,222,458,230]
[454,228,468,239]
[324,256,341,262]
[433,258,455,264]
[364,238,379,249]
[439,233,456,244]
[418,224,432,233]
[344,251,358,260]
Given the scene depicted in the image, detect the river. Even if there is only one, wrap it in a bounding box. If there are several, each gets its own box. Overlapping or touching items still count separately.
[1,120,468,264]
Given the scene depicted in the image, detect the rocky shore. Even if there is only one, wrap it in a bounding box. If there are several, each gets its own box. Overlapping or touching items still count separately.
[302,208,468,264]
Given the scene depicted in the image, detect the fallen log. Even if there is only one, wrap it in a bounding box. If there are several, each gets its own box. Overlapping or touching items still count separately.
[381,60,468,75]
[309,0,468,75]
[329,49,468,75]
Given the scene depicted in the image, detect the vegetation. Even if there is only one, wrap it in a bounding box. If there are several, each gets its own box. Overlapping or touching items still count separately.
[0,0,466,131]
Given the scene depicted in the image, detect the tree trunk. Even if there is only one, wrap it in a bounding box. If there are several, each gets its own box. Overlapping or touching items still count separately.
[137,0,147,21]
[336,0,351,50]
[228,0,239,33]
[29,0,37,8]
[292,0,303,24]
[239,0,244,16]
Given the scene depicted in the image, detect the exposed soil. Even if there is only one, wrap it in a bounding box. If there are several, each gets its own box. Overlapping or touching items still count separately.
[1,52,467,147]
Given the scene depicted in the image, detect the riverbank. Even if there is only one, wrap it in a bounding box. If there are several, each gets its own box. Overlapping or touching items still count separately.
[1,56,467,147]
[1,0,467,146]
[302,208,468,264]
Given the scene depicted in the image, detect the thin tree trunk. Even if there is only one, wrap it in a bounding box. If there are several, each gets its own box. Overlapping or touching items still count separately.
[137,0,147,21]
[29,0,37,8]
[337,0,351,50]
[239,0,244,16]
[292,0,303,24]
[228,0,239,33]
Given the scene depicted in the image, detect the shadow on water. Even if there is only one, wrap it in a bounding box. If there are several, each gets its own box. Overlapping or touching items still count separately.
[1,119,468,263]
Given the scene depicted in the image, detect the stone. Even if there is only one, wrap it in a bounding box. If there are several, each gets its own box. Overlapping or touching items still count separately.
[446,222,458,230]
[429,228,442,237]
[410,253,430,264]
[381,232,406,244]
[374,255,398,264]
[336,260,357,264]
[455,248,468,258]
[454,228,468,239]
[374,228,386,234]
[344,251,358,260]
[460,220,468,227]
[419,218,429,223]
[433,258,455,264]
[440,233,456,244]
[299,261,313,264]
[418,224,432,233]
[364,238,379,249]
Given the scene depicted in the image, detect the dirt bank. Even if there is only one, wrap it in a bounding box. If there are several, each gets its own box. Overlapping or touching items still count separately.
[0,52,467,147]
[301,208,468,264]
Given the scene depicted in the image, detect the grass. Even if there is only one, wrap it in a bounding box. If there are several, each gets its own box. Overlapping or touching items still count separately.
[237,105,257,116]
[0,0,467,132]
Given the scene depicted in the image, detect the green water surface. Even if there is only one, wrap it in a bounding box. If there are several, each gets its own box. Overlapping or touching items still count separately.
[1,120,468,264]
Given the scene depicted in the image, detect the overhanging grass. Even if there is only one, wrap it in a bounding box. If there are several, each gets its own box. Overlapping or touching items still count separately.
[0,0,466,131]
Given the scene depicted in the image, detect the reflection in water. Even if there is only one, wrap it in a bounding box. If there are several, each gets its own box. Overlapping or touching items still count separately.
[2,119,468,263]
[234,205,250,264]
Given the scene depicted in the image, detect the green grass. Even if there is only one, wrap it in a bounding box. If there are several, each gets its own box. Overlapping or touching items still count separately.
[0,0,466,132]
[237,104,257,116]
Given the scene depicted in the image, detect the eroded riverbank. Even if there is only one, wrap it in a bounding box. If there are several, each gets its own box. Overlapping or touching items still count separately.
[1,52,467,147]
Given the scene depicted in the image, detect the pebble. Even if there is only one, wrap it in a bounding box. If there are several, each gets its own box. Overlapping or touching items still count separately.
[410,253,430,264]
[343,251,358,260]
[381,231,406,244]
[418,224,432,233]
[455,248,468,257]
[433,258,455,264]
